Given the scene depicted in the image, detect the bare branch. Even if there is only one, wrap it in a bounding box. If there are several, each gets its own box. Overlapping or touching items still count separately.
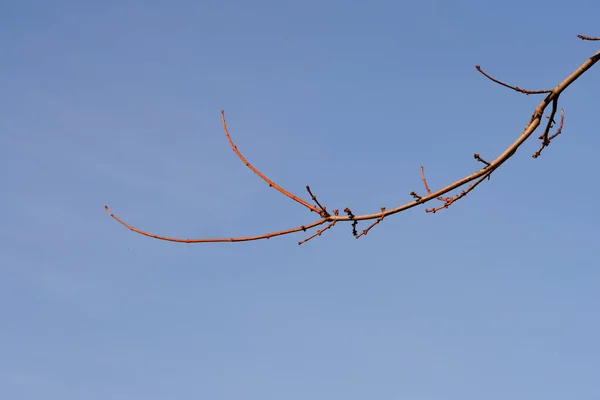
[104,205,328,243]
[578,34,600,41]
[475,65,552,94]
[306,185,330,217]
[418,165,454,207]
[105,35,600,244]
[355,208,386,239]
[298,220,337,245]
[533,106,565,159]
[221,111,321,215]
[548,109,566,141]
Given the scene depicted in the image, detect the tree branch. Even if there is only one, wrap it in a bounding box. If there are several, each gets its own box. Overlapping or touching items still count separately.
[105,35,600,245]
[475,65,552,94]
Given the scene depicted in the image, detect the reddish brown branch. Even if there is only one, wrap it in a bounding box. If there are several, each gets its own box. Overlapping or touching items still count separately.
[476,65,552,94]
[105,36,600,245]
[420,166,453,204]
[298,221,337,245]
[420,165,433,194]
[548,109,565,141]
[221,111,321,214]
[105,205,328,243]
[306,185,330,217]
[355,208,386,238]
[578,35,600,41]
[425,170,493,213]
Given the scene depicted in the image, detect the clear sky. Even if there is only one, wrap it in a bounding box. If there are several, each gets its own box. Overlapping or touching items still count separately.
[1,0,599,399]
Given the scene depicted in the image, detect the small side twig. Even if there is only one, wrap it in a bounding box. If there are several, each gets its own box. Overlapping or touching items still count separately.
[221,111,322,214]
[410,191,422,201]
[425,169,494,213]
[104,205,329,243]
[474,153,490,167]
[306,185,330,217]
[355,208,386,239]
[532,103,564,158]
[475,65,552,94]
[298,221,337,245]
[420,166,454,204]
[577,34,600,41]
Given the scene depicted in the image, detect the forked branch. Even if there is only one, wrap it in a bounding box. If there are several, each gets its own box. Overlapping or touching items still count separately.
[105,34,600,245]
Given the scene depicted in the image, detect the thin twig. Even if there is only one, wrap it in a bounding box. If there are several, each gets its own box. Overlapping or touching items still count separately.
[298,221,337,245]
[533,106,564,158]
[578,34,600,41]
[476,66,552,94]
[420,166,453,203]
[548,109,565,141]
[306,185,330,217]
[105,205,328,243]
[221,111,321,214]
[425,169,494,213]
[355,208,386,238]
[474,153,491,167]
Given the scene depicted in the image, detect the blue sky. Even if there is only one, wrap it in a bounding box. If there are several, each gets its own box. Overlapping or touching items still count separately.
[1,0,599,399]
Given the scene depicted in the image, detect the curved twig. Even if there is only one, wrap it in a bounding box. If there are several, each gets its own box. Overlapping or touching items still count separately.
[221,111,321,214]
[475,65,552,94]
[105,205,328,243]
[578,35,600,41]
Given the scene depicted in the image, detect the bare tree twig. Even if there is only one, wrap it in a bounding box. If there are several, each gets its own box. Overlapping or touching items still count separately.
[474,153,491,167]
[306,185,330,217]
[221,111,321,215]
[355,208,386,238]
[105,34,600,245]
[475,66,552,94]
[104,205,328,243]
[298,221,337,245]
[533,106,565,159]
[578,35,600,41]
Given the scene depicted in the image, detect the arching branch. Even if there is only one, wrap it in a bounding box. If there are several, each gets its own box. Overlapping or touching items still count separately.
[105,34,600,245]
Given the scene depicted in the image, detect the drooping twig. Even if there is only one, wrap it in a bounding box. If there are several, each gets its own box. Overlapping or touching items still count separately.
[475,65,552,94]
[105,34,600,245]
[104,205,328,243]
[548,109,565,142]
[533,106,565,158]
[344,207,359,236]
